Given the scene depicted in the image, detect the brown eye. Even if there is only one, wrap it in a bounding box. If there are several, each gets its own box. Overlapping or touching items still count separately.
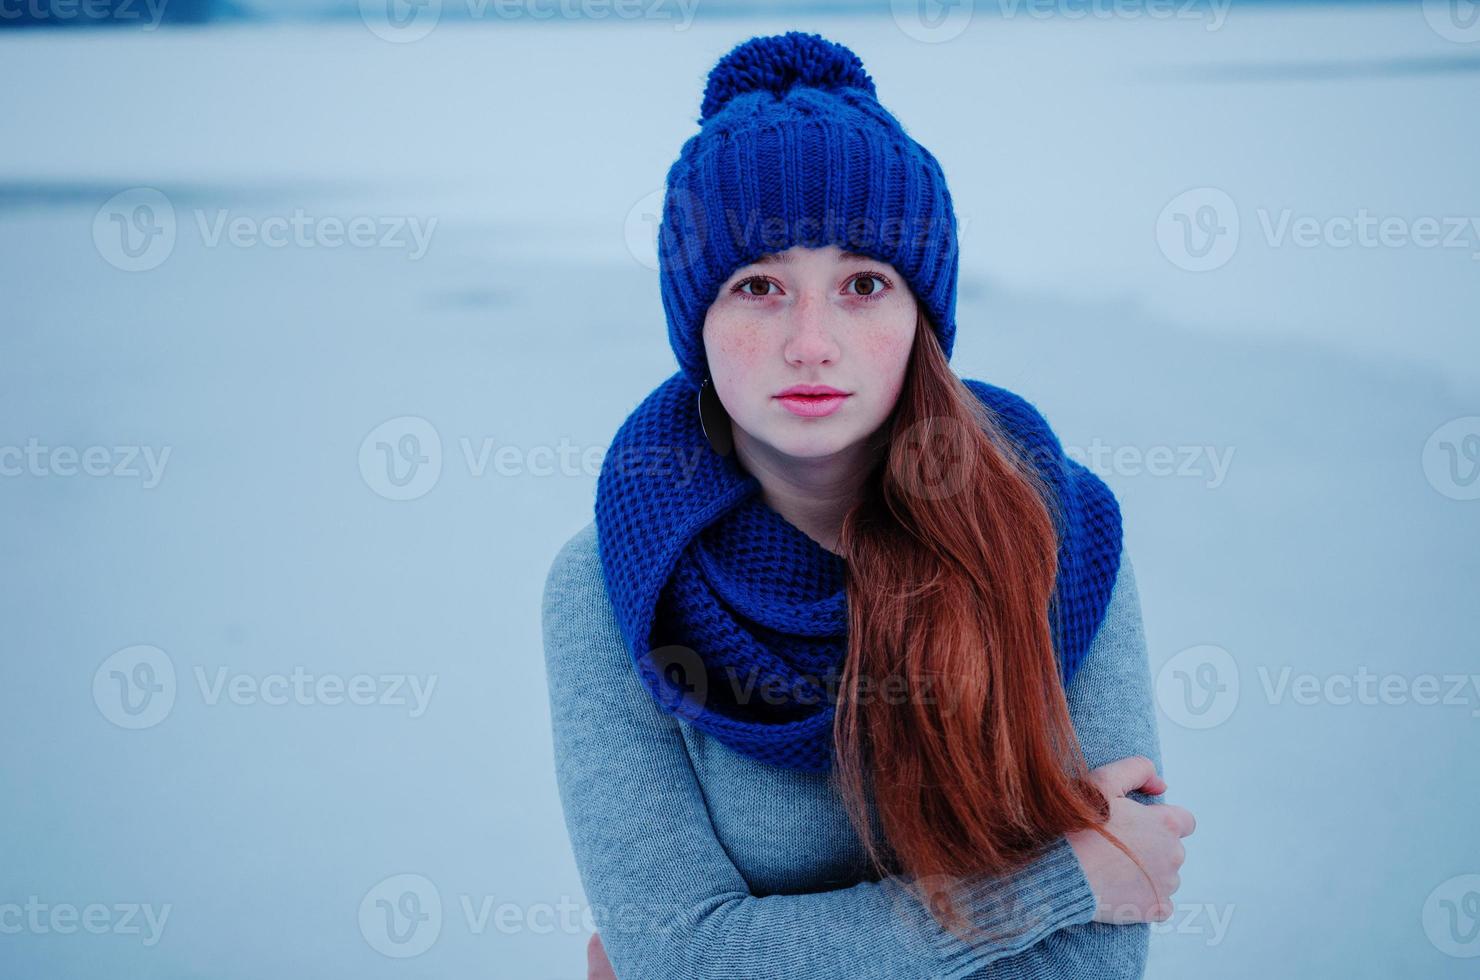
[849,273,888,297]
[733,277,778,300]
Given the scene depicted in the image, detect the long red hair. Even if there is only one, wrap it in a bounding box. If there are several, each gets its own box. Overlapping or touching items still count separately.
[830,309,1153,942]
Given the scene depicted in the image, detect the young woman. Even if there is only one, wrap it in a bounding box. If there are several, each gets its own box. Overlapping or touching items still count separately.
[543,31,1194,979]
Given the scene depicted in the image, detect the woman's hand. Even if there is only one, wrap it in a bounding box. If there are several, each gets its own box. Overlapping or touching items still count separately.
[1066,755,1195,924]
[587,931,617,980]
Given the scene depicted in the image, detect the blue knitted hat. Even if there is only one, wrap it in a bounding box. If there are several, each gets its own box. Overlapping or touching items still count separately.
[658,32,961,390]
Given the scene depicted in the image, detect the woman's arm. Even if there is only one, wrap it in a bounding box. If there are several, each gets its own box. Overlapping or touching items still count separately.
[542,521,1161,980]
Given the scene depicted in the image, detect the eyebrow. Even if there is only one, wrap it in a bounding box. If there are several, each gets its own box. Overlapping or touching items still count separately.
[750,250,874,266]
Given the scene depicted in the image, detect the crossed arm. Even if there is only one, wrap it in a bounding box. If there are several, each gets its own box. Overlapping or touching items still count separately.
[542,522,1164,980]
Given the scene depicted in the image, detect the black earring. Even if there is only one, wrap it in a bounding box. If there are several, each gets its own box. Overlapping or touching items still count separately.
[697,377,733,457]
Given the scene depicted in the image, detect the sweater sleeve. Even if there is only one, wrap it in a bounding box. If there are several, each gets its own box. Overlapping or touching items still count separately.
[542,522,1162,980]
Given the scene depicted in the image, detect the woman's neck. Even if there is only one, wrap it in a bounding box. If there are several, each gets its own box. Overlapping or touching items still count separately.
[732,430,879,556]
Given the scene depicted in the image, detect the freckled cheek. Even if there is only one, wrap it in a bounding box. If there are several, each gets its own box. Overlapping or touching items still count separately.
[855,323,913,369]
[848,321,913,409]
[706,322,767,381]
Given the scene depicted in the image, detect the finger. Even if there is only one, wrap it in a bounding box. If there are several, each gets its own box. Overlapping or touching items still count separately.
[1156,803,1197,838]
[1138,772,1167,796]
[1092,755,1161,797]
[588,933,617,980]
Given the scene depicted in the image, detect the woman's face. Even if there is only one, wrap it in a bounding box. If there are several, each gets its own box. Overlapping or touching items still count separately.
[702,243,918,463]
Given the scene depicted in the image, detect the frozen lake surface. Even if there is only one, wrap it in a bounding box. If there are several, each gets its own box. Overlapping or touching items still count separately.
[2,6,1477,978]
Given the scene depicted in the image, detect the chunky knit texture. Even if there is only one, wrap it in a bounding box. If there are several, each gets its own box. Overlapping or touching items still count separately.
[543,520,1162,979]
[698,31,877,124]
[592,370,1123,773]
[660,32,961,389]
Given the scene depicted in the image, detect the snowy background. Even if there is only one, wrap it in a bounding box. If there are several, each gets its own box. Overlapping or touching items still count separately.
[2,1,1478,977]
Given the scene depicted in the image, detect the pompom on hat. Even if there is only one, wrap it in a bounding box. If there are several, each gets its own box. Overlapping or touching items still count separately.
[657,32,961,390]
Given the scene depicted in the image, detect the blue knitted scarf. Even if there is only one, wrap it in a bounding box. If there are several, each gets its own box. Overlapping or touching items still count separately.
[594,371,1122,773]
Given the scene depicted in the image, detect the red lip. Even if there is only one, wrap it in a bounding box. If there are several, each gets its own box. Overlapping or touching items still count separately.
[775,386,850,418]
[776,384,849,397]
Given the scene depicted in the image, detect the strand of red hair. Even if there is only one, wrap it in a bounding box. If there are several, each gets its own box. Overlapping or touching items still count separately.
[830,309,1155,943]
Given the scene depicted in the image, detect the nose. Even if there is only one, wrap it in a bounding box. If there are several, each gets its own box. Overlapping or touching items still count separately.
[783,289,840,368]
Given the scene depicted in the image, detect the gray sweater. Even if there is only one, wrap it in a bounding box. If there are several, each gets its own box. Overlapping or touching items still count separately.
[542,519,1164,979]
